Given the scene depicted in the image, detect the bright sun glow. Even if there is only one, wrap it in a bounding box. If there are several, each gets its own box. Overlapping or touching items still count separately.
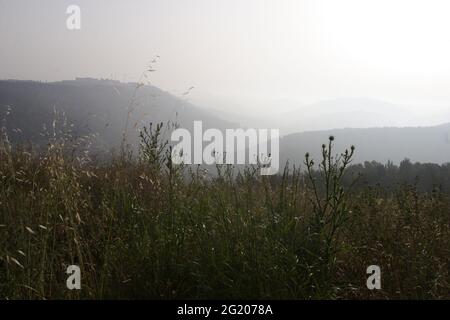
[311,0,450,74]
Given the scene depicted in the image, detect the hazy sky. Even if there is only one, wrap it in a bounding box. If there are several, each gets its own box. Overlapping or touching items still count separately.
[1,0,450,115]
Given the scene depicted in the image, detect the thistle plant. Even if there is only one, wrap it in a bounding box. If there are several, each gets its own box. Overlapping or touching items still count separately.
[302,136,358,294]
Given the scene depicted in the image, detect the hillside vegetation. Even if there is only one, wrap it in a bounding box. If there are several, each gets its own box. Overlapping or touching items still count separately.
[1,122,449,299]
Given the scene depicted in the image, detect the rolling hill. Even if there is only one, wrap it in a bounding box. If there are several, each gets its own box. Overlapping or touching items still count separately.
[0,79,236,151]
[0,79,449,166]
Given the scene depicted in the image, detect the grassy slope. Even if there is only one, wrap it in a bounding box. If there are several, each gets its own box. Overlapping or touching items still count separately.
[0,128,449,300]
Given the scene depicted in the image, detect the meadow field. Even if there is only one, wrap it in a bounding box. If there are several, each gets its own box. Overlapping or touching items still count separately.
[0,123,449,299]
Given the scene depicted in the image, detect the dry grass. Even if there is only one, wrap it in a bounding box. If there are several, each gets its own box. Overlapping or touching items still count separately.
[0,122,449,299]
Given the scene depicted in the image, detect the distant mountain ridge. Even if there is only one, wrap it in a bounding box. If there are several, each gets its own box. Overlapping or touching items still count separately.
[280,123,450,166]
[0,79,236,151]
[0,79,449,165]
[203,97,434,135]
